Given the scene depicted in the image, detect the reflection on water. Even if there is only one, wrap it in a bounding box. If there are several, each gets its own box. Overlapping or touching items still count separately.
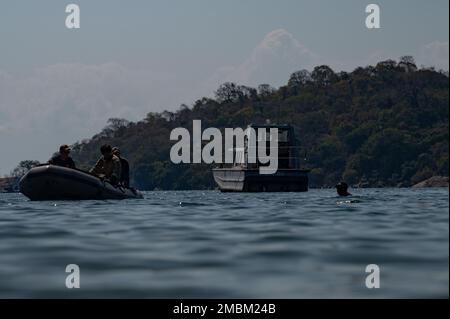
[0,188,448,298]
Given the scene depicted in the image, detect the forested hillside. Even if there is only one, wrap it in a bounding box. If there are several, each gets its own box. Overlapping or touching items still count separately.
[69,57,449,189]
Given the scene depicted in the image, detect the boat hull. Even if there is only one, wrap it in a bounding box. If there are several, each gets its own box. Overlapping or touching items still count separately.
[20,165,143,201]
[212,168,309,192]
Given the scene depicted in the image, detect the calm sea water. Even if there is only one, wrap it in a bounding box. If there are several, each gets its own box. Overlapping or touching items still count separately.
[0,188,448,298]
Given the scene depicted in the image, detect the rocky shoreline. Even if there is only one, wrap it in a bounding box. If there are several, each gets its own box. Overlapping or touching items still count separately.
[412,176,449,188]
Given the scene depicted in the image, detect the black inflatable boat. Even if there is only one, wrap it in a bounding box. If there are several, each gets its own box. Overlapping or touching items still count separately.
[20,165,143,201]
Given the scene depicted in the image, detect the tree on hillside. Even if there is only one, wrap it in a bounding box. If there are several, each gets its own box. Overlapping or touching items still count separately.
[288,69,311,87]
[257,84,275,99]
[96,118,130,138]
[376,59,398,73]
[398,55,418,73]
[215,82,241,103]
[161,111,175,122]
[239,85,258,103]
[311,65,337,87]
[215,82,258,105]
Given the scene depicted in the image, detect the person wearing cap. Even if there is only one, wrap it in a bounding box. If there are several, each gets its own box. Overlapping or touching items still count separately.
[112,147,130,187]
[90,144,122,185]
[335,182,351,196]
[48,145,76,169]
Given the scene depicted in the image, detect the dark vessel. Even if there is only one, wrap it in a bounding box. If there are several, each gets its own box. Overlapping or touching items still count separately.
[20,165,143,201]
[212,124,310,192]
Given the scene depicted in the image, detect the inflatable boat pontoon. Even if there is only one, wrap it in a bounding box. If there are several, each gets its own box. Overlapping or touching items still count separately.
[20,165,143,201]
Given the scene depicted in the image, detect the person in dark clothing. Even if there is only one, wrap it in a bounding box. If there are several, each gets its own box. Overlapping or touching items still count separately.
[48,145,76,169]
[90,144,121,185]
[112,147,130,187]
[335,182,351,196]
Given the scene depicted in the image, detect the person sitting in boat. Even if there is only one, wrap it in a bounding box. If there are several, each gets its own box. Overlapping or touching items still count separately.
[112,147,130,187]
[48,144,76,169]
[90,144,122,185]
[335,182,351,196]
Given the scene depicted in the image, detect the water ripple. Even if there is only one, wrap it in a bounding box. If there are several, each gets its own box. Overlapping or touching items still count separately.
[0,188,448,298]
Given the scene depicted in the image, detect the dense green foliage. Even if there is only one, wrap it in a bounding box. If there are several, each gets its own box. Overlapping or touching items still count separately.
[70,57,449,189]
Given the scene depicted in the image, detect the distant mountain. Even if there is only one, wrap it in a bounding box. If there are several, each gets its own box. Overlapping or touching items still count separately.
[69,57,449,190]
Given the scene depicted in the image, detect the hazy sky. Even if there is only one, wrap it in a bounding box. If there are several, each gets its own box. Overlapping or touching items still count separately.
[0,0,449,175]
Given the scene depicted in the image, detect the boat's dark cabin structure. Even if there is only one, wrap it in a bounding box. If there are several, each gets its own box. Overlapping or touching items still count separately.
[212,124,310,192]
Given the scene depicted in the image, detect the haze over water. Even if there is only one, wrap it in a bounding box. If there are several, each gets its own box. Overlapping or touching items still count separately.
[0,188,448,298]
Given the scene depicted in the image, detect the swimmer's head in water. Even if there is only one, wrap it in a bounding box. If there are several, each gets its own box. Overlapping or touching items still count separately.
[336,182,351,196]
